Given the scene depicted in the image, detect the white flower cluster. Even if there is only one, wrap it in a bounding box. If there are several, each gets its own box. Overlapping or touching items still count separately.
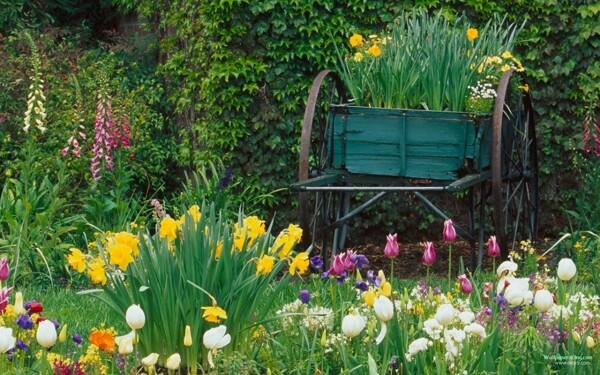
[275,300,334,333]
[407,303,487,364]
[468,81,496,100]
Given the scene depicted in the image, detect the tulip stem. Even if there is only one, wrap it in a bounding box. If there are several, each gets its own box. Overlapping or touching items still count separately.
[448,244,452,286]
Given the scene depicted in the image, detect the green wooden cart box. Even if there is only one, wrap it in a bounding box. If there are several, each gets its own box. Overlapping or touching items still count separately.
[328,105,493,180]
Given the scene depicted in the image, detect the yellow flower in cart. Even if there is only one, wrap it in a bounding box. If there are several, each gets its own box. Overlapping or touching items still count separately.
[87,257,107,285]
[501,51,513,59]
[201,305,227,323]
[159,217,178,243]
[256,254,275,276]
[367,44,381,57]
[349,33,364,47]
[67,248,86,273]
[466,28,478,42]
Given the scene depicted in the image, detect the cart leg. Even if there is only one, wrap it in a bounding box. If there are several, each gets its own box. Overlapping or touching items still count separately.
[332,191,351,258]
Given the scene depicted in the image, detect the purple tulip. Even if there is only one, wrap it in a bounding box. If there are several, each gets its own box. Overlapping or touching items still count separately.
[422,242,436,266]
[487,236,501,257]
[384,233,399,258]
[299,289,310,304]
[443,220,456,242]
[457,274,473,294]
[0,258,9,281]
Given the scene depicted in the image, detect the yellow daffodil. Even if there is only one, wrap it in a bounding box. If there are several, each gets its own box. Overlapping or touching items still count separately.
[367,45,381,57]
[256,254,275,276]
[288,253,309,276]
[349,33,364,47]
[466,28,478,42]
[500,64,511,72]
[501,51,513,59]
[107,243,134,271]
[201,305,227,323]
[159,217,178,242]
[188,205,201,223]
[111,231,140,256]
[87,257,107,285]
[364,289,376,307]
[214,241,224,259]
[67,248,86,273]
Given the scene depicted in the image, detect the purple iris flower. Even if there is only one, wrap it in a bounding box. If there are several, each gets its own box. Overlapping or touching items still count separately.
[72,333,83,345]
[15,339,28,351]
[351,254,369,269]
[299,289,310,304]
[355,280,369,291]
[15,314,33,330]
[310,256,323,270]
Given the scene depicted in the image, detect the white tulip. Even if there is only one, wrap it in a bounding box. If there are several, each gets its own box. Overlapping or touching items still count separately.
[166,353,181,370]
[496,259,518,278]
[534,289,554,313]
[36,320,57,349]
[341,314,365,338]
[586,336,596,349]
[435,304,456,326]
[373,295,394,322]
[141,353,159,367]
[0,327,16,353]
[203,325,231,350]
[504,283,528,307]
[125,304,146,330]
[115,331,135,355]
[557,258,576,281]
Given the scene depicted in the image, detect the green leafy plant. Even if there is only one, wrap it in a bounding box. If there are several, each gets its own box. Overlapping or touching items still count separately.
[335,10,523,112]
[75,202,306,372]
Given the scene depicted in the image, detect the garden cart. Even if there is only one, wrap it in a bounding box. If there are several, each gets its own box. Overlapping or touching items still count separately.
[292,69,538,270]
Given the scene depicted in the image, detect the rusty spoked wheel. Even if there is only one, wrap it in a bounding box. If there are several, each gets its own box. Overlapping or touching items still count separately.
[491,69,539,259]
[298,70,346,259]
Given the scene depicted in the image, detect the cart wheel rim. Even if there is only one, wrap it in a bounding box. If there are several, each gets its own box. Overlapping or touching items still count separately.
[491,69,539,259]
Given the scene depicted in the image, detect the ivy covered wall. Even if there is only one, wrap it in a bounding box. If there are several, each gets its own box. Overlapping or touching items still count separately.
[111,0,600,236]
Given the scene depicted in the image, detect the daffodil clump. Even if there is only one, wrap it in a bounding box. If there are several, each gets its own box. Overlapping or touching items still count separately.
[66,202,307,371]
[335,10,524,112]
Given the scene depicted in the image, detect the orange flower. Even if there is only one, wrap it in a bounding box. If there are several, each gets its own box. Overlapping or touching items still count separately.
[89,329,116,352]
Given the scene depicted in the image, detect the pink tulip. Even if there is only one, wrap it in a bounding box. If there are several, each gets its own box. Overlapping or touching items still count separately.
[384,233,399,258]
[422,242,436,266]
[0,258,9,281]
[328,254,346,276]
[457,274,473,294]
[487,236,500,257]
[443,220,456,242]
[0,287,12,313]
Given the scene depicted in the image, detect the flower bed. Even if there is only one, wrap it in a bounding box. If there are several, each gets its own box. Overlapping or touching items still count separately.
[0,206,598,374]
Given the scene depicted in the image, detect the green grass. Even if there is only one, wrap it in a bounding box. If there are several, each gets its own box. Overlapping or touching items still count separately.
[20,286,127,336]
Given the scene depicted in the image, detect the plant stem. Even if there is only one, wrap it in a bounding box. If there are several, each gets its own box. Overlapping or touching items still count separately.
[448,243,452,286]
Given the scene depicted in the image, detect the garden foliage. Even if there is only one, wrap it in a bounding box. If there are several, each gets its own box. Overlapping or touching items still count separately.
[106,0,600,236]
